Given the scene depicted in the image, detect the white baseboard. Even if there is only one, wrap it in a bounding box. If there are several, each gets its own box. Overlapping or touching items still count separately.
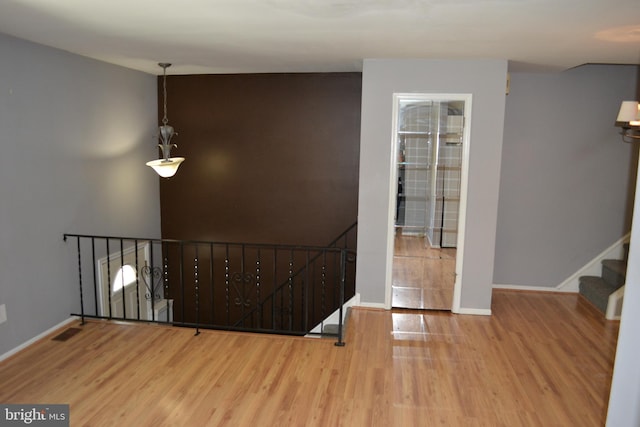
[556,233,630,292]
[0,316,79,363]
[356,301,387,310]
[453,307,492,316]
[493,284,566,292]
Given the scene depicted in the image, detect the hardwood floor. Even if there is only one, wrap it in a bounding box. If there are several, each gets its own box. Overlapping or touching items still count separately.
[0,290,618,426]
[393,235,456,309]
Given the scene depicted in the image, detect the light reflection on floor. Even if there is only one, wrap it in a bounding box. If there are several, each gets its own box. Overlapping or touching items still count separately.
[391,312,463,344]
[392,235,456,309]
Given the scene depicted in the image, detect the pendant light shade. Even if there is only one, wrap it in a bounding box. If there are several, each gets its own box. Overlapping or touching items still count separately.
[146,158,185,178]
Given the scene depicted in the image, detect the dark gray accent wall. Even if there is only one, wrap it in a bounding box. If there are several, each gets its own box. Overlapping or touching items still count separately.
[494,64,639,287]
[0,33,160,356]
[357,59,508,311]
[157,73,361,246]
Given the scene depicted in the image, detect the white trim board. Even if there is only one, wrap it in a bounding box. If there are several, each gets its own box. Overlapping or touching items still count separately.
[0,316,78,363]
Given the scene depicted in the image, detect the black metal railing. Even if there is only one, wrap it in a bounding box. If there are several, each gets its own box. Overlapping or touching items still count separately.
[63,224,356,345]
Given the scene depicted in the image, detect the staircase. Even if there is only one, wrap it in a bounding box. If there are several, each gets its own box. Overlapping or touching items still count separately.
[578,244,628,318]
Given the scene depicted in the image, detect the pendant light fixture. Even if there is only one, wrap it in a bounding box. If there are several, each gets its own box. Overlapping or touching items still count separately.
[146,63,185,178]
[615,100,640,143]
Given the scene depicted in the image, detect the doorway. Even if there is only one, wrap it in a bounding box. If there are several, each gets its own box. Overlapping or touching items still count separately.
[389,93,471,310]
[96,242,172,321]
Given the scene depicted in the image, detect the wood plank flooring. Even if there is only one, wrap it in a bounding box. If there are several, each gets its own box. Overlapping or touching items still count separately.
[393,235,456,309]
[0,290,618,426]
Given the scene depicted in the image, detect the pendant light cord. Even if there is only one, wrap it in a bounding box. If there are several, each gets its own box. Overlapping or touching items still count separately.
[160,63,171,126]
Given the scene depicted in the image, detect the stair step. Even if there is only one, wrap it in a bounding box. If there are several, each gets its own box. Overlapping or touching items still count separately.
[322,324,341,335]
[602,259,627,289]
[321,306,352,337]
[579,276,618,313]
[579,276,617,313]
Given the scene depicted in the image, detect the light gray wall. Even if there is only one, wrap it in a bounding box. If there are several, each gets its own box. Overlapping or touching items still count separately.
[356,59,508,310]
[0,33,161,356]
[494,65,638,287]
[604,68,640,427]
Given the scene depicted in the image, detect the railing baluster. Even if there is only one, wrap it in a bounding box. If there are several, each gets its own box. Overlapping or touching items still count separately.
[240,244,246,325]
[149,240,155,322]
[91,237,98,319]
[288,250,294,331]
[335,249,347,347]
[332,248,339,309]
[76,237,85,325]
[311,252,317,328]
[134,240,140,321]
[321,251,327,319]
[163,242,170,323]
[256,249,261,329]
[303,250,309,332]
[194,245,200,336]
[180,242,185,325]
[209,243,214,324]
[272,248,277,331]
[106,239,112,319]
[225,245,230,326]
[120,239,126,320]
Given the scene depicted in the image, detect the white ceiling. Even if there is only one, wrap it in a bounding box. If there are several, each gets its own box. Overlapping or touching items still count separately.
[1,0,639,75]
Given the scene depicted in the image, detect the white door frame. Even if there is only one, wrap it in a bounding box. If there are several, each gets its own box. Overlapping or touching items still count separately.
[385,93,472,312]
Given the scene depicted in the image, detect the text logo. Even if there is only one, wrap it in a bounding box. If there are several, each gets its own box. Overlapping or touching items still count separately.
[1,404,69,426]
